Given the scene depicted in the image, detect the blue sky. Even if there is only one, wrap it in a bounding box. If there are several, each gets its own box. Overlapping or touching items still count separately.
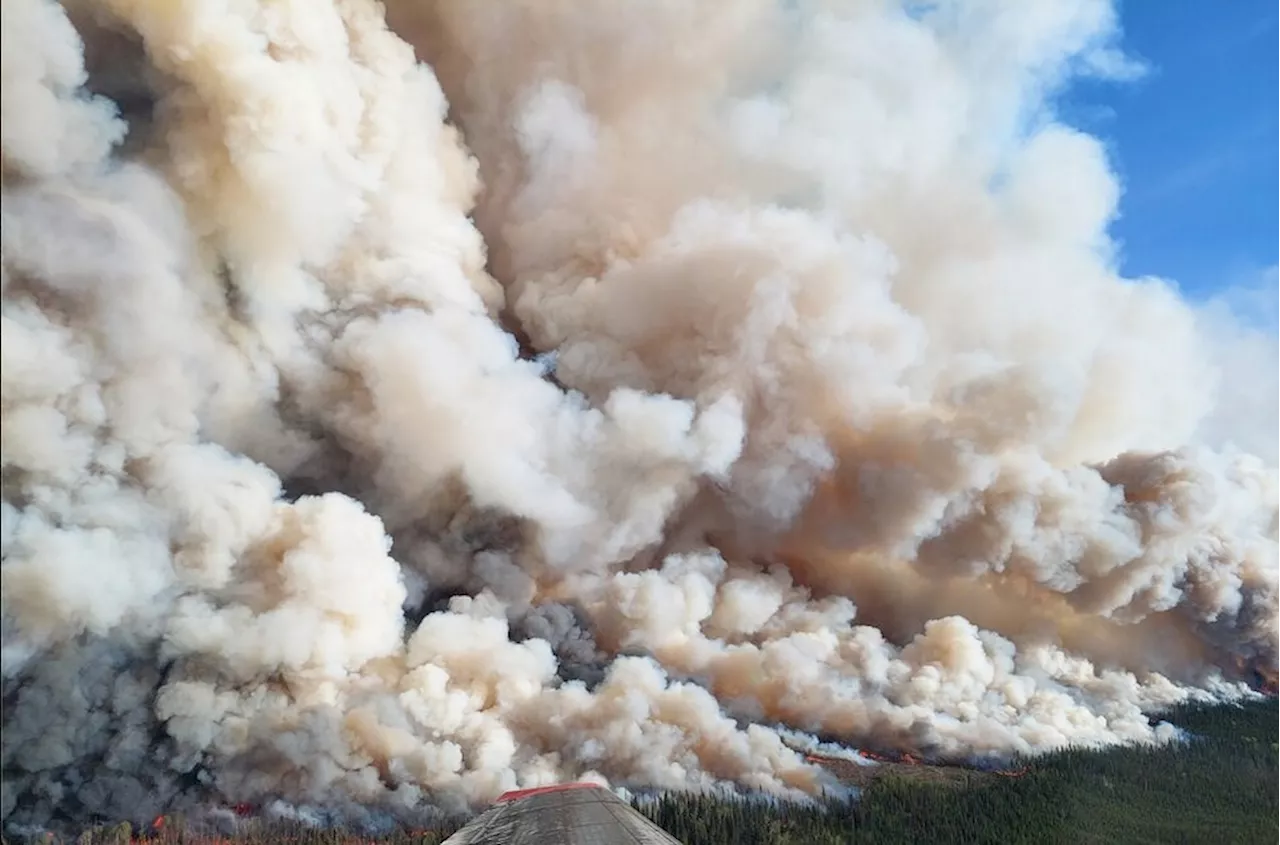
[1057,1,1277,317]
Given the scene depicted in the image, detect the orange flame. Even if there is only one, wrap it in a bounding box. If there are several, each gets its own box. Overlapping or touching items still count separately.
[807,748,924,766]
[1233,656,1278,696]
[805,748,1031,778]
[1258,666,1278,697]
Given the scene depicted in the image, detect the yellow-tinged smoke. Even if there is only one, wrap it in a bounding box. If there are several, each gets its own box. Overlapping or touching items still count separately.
[1,0,1276,832]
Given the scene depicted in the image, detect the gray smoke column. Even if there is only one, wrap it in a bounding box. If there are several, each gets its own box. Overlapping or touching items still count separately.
[1,0,1276,834]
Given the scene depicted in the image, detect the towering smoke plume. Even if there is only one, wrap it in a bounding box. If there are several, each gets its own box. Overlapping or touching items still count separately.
[2,0,1276,833]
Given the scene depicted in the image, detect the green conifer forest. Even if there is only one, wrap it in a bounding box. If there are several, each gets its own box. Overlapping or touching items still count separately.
[7,698,1275,845]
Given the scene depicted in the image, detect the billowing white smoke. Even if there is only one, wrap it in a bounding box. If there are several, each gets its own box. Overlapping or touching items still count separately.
[1,0,1276,832]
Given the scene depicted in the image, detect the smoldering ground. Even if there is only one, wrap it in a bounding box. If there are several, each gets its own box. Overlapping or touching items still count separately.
[1,0,1277,834]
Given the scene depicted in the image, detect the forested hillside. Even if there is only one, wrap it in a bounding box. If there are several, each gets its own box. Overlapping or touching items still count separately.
[10,699,1275,845]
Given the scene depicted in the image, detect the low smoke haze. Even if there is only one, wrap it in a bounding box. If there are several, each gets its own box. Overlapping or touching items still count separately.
[1,0,1276,834]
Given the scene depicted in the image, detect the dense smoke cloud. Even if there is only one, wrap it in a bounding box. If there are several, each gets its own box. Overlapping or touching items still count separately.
[2,0,1276,833]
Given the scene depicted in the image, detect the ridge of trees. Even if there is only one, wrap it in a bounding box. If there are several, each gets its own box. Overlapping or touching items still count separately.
[5,698,1275,845]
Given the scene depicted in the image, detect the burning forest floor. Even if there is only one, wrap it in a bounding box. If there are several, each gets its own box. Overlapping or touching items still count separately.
[5,698,1276,845]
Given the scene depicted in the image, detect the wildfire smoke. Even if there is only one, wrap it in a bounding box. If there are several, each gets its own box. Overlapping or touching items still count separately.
[1,0,1276,834]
